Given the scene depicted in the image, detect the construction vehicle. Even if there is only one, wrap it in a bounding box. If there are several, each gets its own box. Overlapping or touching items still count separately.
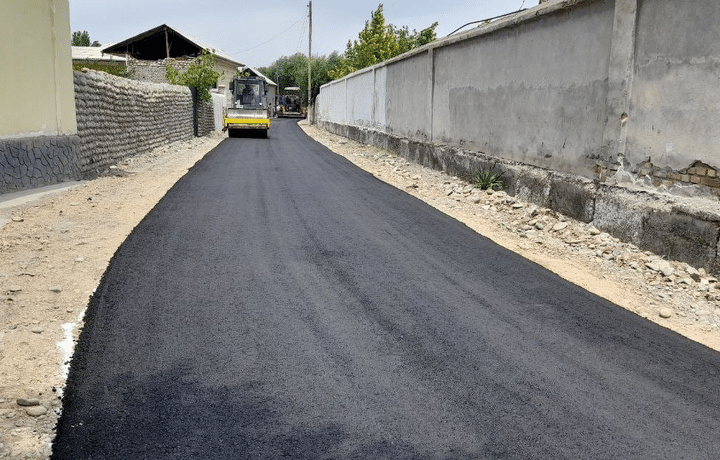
[223,75,271,138]
[276,87,306,118]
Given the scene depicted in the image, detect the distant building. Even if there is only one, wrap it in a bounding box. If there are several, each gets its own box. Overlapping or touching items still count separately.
[102,24,276,103]
[72,46,127,75]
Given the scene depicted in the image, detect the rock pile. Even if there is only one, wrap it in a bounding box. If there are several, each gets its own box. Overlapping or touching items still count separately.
[442,184,720,327]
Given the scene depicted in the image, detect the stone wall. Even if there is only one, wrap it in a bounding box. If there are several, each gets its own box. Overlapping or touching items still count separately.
[196,99,215,137]
[127,57,194,85]
[74,69,194,174]
[0,135,81,194]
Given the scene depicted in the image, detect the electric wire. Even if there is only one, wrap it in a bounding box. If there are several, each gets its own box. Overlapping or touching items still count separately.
[230,17,304,56]
[295,12,308,54]
[447,8,528,37]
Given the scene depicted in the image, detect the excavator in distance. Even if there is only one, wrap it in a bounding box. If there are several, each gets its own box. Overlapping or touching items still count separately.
[276,87,306,118]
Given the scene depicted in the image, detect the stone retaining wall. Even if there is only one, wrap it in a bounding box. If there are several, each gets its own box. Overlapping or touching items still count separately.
[127,57,195,85]
[196,99,215,138]
[0,135,81,194]
[74,69,194,174]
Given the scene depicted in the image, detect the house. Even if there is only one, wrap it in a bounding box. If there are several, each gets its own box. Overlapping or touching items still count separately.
[72,46,127,75]
[102,24,276,103]
[1,0,80,194]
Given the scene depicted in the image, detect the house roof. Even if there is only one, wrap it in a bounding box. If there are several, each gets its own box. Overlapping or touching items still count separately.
[102,24,241,67]
[72,46,126,62]
[248,67,277,88]
[101,24,277,87]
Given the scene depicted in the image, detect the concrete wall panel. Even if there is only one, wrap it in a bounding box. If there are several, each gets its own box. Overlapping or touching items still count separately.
[433,0,615,177]
[627,0,720,172]
[317,80,348,126]
[346,70,375,128]
[386,52,432,140]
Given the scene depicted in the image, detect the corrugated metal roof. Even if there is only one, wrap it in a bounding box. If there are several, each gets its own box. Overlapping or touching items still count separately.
[72,46,126,62]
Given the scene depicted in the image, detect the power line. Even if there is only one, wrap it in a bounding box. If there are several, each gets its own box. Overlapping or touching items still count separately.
[296,12,308,54]
[230,17,304,56]
[447,8,528,37]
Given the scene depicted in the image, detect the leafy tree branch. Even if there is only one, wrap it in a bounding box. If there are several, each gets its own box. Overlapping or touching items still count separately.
[166,50,221,102]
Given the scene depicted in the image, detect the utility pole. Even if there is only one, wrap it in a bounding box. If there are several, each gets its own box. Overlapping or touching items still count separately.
[308,1,312,112]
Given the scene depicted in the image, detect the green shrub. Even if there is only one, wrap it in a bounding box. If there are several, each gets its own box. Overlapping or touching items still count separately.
[473,165,505,191]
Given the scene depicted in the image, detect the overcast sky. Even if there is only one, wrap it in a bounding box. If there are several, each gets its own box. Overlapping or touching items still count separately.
[68,0,534,68]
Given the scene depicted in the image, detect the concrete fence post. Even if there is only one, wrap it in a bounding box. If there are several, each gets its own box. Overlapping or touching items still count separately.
[372,67,377,128]
[601,0,639,160]
[429,47,436,143]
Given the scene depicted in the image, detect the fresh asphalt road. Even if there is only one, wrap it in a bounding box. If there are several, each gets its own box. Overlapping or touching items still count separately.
[52,119,720,459]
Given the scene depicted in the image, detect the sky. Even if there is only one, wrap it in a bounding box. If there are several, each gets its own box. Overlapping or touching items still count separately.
[68,0,534,68]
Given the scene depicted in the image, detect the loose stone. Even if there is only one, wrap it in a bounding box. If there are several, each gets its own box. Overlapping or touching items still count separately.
[659,308,673,319]
[16,398,40,407]
[25,406,47,417]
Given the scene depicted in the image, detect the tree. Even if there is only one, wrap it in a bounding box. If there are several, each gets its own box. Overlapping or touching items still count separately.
[165,50,221,102]
[260,52,342,106]
[72,30,101,47]
[328,4,437,80]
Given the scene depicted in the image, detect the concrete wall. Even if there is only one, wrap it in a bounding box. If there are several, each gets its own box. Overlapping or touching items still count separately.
[0,0,81,193]
[316,0,720,274]
[626,0,720,186]
[432,0,614,176]
[74,70,194,174]
[317,0,720,190]
[211,92,228,131]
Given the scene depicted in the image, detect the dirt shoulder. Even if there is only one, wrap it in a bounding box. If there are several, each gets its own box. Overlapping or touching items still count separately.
[0,124,718,459]
[0,133,224,459]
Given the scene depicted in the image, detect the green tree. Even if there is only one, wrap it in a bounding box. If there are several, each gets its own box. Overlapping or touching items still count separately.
[260,52,342,106]
[165,50,221,102]
[71,30,101,47]
[328,4,437,80]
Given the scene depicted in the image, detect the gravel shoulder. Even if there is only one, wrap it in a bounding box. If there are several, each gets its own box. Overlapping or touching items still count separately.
[0,123,718,459]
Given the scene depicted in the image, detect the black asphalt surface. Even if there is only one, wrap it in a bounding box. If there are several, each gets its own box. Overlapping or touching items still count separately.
[52,119,720,459]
